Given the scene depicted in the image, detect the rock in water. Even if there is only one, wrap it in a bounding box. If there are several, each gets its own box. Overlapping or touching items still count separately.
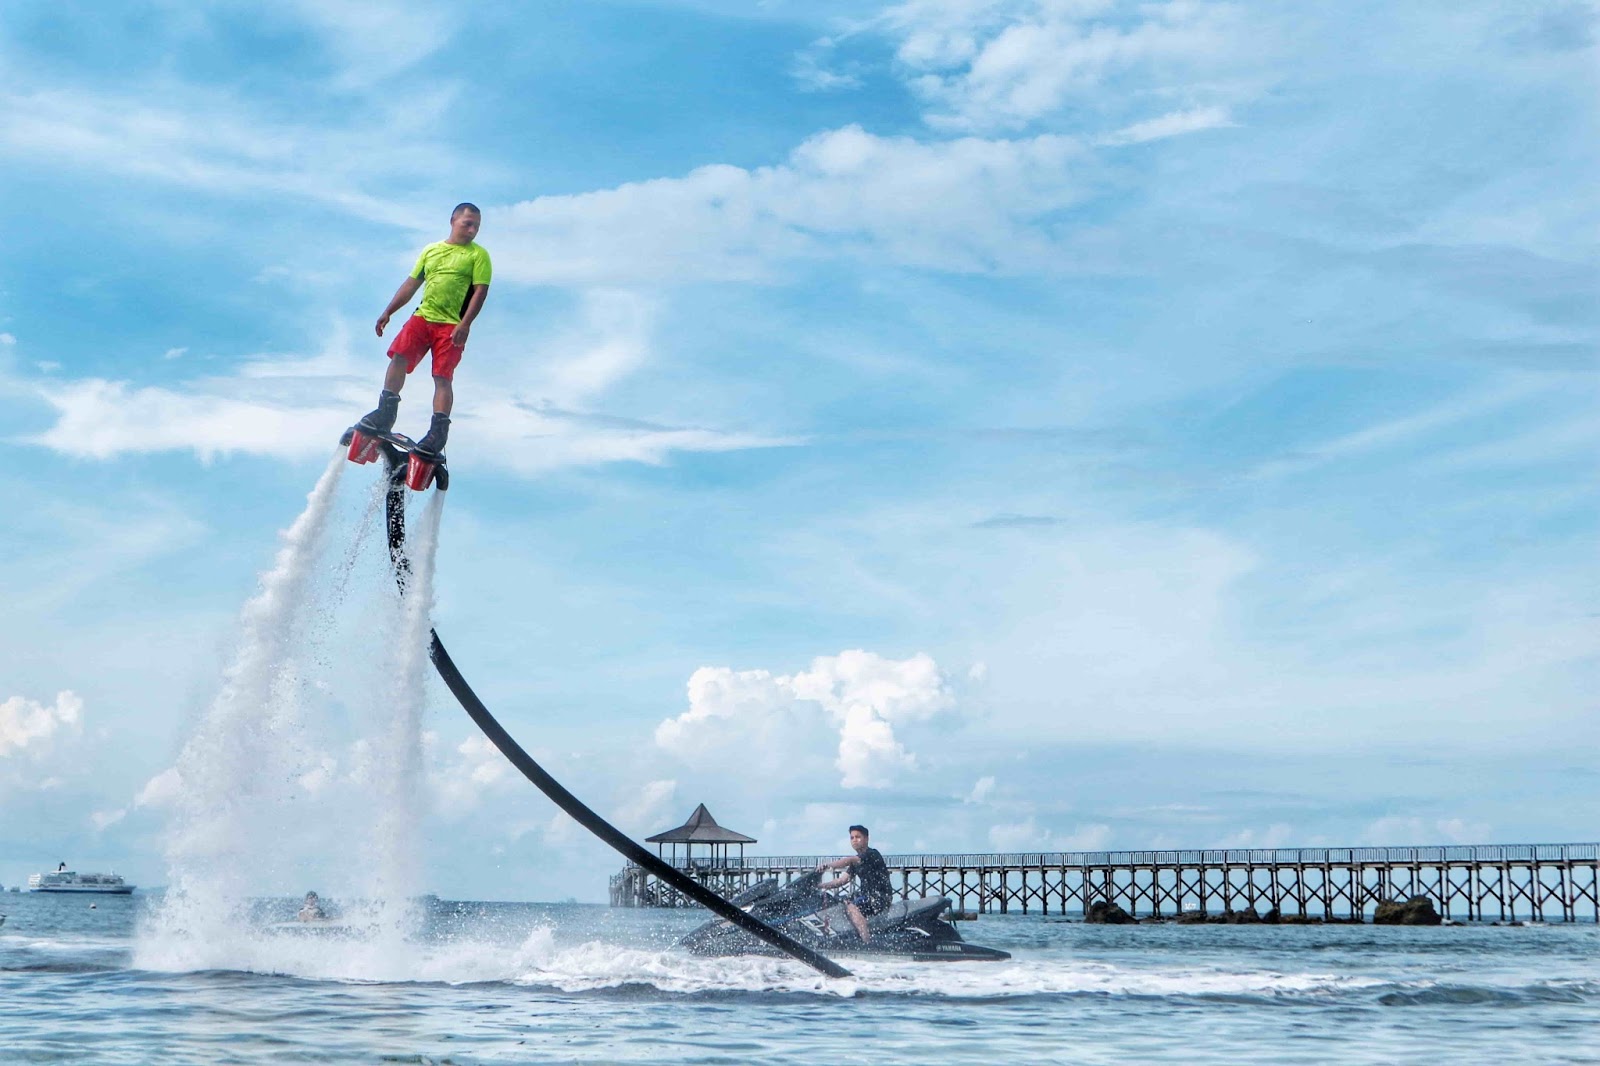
[1373,895,1442,925]
[1084,900,1137,924]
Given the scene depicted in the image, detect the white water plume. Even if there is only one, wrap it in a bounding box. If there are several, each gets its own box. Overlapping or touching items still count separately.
[139,453,347,965]
[357,489,445,939]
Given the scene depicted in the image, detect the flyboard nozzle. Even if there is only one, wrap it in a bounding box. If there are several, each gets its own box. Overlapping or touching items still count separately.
[405,452,440,491]
[346,429,381,465]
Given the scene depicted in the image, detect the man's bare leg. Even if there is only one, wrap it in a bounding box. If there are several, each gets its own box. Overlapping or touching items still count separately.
[431,375,453,416]
[382,355,408,394]
[846,902,870,943]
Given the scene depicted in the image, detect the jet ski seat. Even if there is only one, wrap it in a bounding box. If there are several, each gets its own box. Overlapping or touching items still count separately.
[867,895,951,932]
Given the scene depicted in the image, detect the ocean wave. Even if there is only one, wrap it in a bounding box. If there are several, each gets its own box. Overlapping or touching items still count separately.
[1376,981,1600,1007]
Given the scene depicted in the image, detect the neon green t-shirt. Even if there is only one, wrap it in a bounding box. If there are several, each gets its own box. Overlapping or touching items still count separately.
[409,241,493,324]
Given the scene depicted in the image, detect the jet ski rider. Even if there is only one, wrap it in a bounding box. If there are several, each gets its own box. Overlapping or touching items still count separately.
[818,824,893,943]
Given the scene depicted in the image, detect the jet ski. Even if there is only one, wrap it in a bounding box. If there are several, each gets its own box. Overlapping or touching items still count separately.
[679,871,1010,962]
[264,918,370,938]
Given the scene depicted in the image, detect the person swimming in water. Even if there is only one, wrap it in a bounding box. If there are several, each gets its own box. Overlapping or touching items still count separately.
[296,891,328,922]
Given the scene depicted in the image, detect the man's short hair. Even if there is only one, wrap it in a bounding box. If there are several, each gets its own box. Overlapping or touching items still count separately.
[849,824,869,837]
[451,202,481,219]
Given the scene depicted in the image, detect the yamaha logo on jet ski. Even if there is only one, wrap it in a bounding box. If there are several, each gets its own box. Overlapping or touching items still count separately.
[678,871,1011,962]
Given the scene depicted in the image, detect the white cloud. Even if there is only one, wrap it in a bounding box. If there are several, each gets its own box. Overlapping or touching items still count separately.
[0,691,83,758]
[879,0,1244,132]
[532,291,657,408]
[28,377,358,462]
[1364,816,1492,847]
[135,767,184,809]
[278,0,455,89]
[964,775,996,804]
[163,347,188,361]
[655,650,956,789]
[612,779,678,835]
[988,816,1112,851]
[1216,823,1294,849]
[429,733,514,817]
[90,808,127,831]
[492,125,1088,285]
[792,38,864,92]
[0,332,15,345]
[16,296,794,470]
[1100,105,1234,145]
[1248,379,1547,482]
[0,88,420,227]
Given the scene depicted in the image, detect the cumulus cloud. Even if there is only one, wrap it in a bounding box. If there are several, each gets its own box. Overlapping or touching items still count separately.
[429,733,515,817]
[0,691,84,758]
[879,0,1244,132]
[655,650,956,789]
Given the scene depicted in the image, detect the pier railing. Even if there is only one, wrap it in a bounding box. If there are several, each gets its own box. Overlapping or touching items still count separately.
[609,842,1600,922]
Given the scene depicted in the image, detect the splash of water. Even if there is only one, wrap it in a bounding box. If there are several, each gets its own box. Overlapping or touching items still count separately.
[357,489,446,940]
[138,453,347,967]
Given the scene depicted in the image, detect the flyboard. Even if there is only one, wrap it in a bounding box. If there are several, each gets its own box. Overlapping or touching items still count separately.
[346,429,851,979]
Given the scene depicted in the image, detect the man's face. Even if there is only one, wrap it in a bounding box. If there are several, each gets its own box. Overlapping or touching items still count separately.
[849,829,868,852]
[450,210,481,243]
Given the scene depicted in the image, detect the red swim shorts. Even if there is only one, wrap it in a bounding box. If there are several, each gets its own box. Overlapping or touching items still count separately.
[387,315,464,380]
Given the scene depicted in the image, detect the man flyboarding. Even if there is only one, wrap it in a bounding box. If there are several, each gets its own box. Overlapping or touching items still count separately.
[355,202,492,456]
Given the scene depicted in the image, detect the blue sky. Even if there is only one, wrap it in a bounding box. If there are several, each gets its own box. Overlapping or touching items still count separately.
[1,0,1595,902]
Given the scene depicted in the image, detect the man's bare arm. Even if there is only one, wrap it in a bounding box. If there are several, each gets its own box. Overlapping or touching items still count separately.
[451,284,489,347]
[376,276,424,336]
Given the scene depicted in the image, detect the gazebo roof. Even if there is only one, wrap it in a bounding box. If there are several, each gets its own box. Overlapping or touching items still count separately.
[645,803,757,845]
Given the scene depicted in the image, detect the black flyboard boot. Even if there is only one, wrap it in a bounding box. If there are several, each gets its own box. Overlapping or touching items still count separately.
[357,390,401,436]
[414,412,450,457]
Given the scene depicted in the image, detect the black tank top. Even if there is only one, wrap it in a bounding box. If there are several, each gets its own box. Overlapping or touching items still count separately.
[857,847,892,899]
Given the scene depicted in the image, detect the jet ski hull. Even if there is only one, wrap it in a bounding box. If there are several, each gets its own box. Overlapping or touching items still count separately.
[679,873,1011,962]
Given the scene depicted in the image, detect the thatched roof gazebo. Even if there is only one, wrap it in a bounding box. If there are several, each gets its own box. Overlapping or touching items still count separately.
[645,803,756,870]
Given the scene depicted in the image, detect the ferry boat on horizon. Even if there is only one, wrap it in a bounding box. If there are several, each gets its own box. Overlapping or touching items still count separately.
[28,865,135,895]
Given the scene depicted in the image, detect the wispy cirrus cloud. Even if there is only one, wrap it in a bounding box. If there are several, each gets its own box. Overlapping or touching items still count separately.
[0,88,427,225]
[1100,105,1235,145]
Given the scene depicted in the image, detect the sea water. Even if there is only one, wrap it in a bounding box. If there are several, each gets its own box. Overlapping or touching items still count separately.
[15,468,1594,1063]
[3,891,1596,1064]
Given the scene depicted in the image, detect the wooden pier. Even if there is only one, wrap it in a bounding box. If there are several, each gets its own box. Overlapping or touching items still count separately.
[610,843,1600,922]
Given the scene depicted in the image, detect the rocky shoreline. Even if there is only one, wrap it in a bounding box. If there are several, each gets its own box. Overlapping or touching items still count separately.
[1081,894,1465,926]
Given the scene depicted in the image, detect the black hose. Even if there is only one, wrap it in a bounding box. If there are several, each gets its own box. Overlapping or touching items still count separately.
[382,478,850,979]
